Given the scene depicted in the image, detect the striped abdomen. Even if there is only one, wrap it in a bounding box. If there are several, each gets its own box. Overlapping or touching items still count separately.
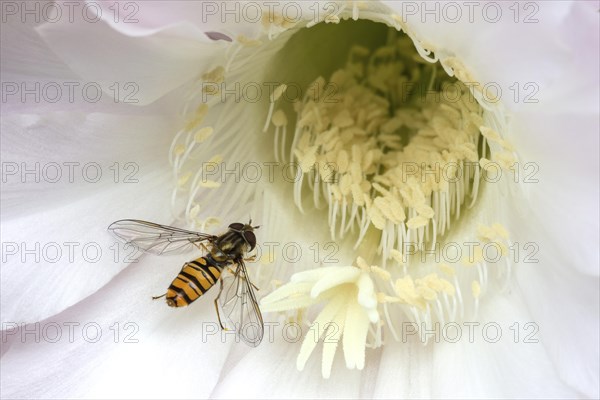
[165,255,224,307]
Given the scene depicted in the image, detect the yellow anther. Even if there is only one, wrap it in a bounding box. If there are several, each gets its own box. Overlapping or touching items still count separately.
[202,66,225,83]
[237,35,262,47]
[199,180,221,188]
[371,266,391,281]
[336,150,349,173]
[272,110,288,127]
[356,256,370,271]
[492,223,509,239]
[177,172,192,186]
[271,84,287,102]
[174,144,186,156]
[407,215,428,229]
[189,204,200,219]
[439,263,455,276]
[471,281,481,298]
[390,249,404,265]
[324,14,340,24]
[415,204,435,219]
[194,127,214,143]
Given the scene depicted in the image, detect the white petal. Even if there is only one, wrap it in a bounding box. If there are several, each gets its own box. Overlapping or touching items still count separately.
[1,110,175,217]
[511,210,599,397]
[310,267,360,298]
[370,335,430,398]
[36,18,227,105]
[1,107,180,324]
[296,295,346,371]
[1,255,231,399]
[342,300,370,370]
[290,266,347,284]
[372,294,582,398]
[1,17,78,96]
[431,294,585,399]
[526,1,599,115]
[2,18,190,115]
[90,0,263,39]
[509,111,599,277]
[381,1,586,114]
[321,307,346,379]
[260,295,321,314]
[260,281,313,305]
[356,271,378,310]
[210,337,364,398]
[0,168,172,324]
[0,37,87,113]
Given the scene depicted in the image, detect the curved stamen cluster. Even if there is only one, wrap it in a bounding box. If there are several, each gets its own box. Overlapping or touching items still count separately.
[269,33,486,267]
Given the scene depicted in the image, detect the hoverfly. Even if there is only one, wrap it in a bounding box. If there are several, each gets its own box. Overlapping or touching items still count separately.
[107,219,264,346]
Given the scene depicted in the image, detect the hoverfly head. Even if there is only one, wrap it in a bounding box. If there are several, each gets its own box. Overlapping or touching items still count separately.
[228,222,258,252]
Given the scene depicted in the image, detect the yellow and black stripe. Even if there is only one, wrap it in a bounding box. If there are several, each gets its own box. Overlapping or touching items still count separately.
[165,255,224,307]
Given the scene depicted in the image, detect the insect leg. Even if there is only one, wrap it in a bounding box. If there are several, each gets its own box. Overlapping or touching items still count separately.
[225,266,236,274]
[152,293,166,300]
[192,241,211,253]
[214,278,227,330]
[235,265,260,291]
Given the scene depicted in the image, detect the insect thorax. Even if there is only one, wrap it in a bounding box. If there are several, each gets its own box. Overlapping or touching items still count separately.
[211,230,247,261]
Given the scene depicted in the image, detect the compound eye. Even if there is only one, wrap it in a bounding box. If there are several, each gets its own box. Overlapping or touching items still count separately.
[243,231,256,251]
[228,222,244,231]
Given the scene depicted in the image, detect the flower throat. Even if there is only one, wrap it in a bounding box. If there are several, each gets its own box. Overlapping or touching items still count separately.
[265,22,487,268]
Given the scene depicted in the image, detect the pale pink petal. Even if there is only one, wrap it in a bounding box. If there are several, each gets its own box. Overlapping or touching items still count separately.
[36,18,228,105]
[89,0,263,39]
[509,111,599,277]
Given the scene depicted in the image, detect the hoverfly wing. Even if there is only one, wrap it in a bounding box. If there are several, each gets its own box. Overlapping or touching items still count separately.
[217,260,264,347]
[108,219,216,255]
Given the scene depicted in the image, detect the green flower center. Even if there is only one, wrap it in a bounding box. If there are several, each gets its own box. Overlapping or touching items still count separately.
[266,20,487,268]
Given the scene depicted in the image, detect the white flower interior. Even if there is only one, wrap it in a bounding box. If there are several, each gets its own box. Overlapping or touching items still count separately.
[169,2,518,376]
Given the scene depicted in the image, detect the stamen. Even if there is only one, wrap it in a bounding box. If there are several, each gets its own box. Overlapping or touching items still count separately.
[471,280,481,317]
[263,84,287,132]
[226,37,260,72]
